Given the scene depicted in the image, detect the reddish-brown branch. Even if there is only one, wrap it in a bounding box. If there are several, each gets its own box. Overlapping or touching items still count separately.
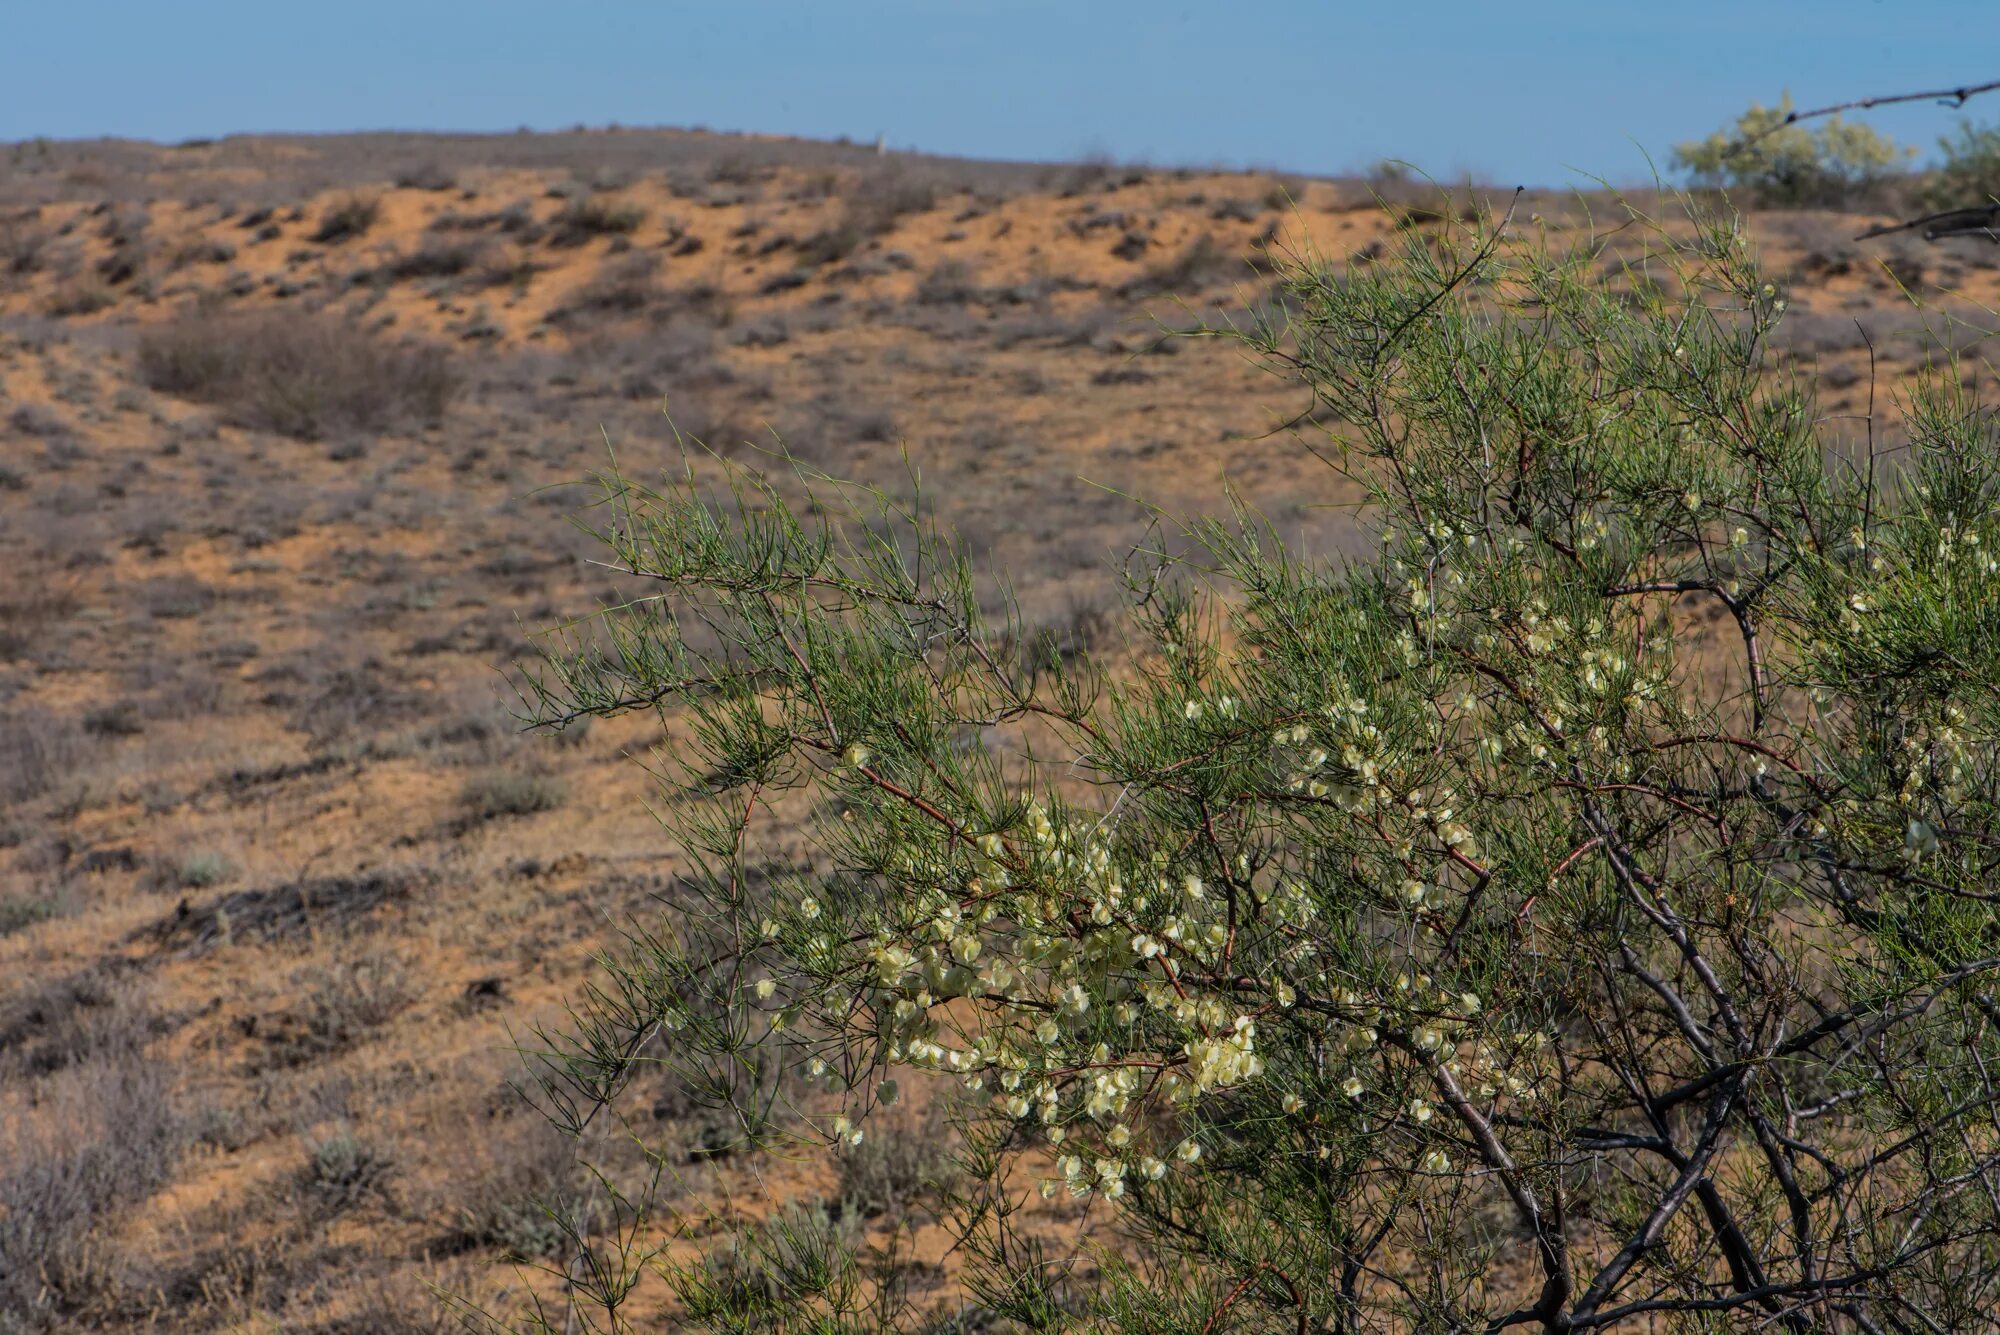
[1199,1260,1307,1335]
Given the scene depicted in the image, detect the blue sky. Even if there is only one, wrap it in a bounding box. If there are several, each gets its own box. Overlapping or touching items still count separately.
[8,2,1998,185]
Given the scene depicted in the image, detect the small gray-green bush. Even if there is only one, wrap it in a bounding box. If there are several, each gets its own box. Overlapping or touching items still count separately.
[172,849,234,889]
[300,1129,397,1216]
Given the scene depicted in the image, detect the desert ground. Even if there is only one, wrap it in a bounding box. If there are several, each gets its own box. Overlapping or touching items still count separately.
[1,127,1996,1332]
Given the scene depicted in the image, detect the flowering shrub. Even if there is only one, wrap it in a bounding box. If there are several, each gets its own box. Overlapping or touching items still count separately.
[516,201,2000,1332]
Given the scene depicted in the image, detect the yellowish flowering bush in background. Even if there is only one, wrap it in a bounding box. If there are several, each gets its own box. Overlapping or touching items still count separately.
[1673,91,1913,207]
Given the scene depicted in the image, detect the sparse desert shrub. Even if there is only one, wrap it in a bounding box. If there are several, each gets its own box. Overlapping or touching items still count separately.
[460,769,565,820]
[81,699,144,736]
[832,1102,956,1221]
[1674,91,1913,207]
[1876,245,1929,292]
[842,168,938,240]
[1119,231,1237,298]
[1770,306,1884,363]
[473,249,544,292]
[315,1271,475,1335]
[549,193,647,247]
[44,277,115,316]
[728,314,790,348]
[796,217,865,268]
[299,1129,397,1215]
[9,401,69,438]
[518,199,2000,1331]
[0,893,63,938]
[0,972,139,1079]
[555,251,660,318]
[1922,117,2000,209]
[152,868,420,954]
[392,160,457,192]
[170,235,237,268]
[311,194,381,243]
[162,849,234,890]
[0,712,91,805]
[707,154,770,188]
[138,309,457,438]
[1046,157,1114,197]
[489,200,545,243]
[847,406,896,443]
[435,1113,602,1259]
[1261,175,1304,210]
[0,1051,188,1328]
[0,215,49,279]
[415,704,519,763]
[914,259,980,305]
[379,237,488,281]
[270,950,417,1062]
[136,572,214,619]
[1209,195,1262,223]
[1014,590,1111,671]
[278,659,422,750]
[93,205,151,286]
[0,559,79,661]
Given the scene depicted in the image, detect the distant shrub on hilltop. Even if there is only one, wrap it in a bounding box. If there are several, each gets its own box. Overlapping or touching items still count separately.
[1674,91,1913,207]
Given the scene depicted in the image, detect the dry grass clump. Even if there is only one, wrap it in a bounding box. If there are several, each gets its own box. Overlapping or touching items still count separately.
[137,308,458,438]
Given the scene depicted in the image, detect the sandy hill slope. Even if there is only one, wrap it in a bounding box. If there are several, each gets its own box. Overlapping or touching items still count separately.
[1,128,1996,1332]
